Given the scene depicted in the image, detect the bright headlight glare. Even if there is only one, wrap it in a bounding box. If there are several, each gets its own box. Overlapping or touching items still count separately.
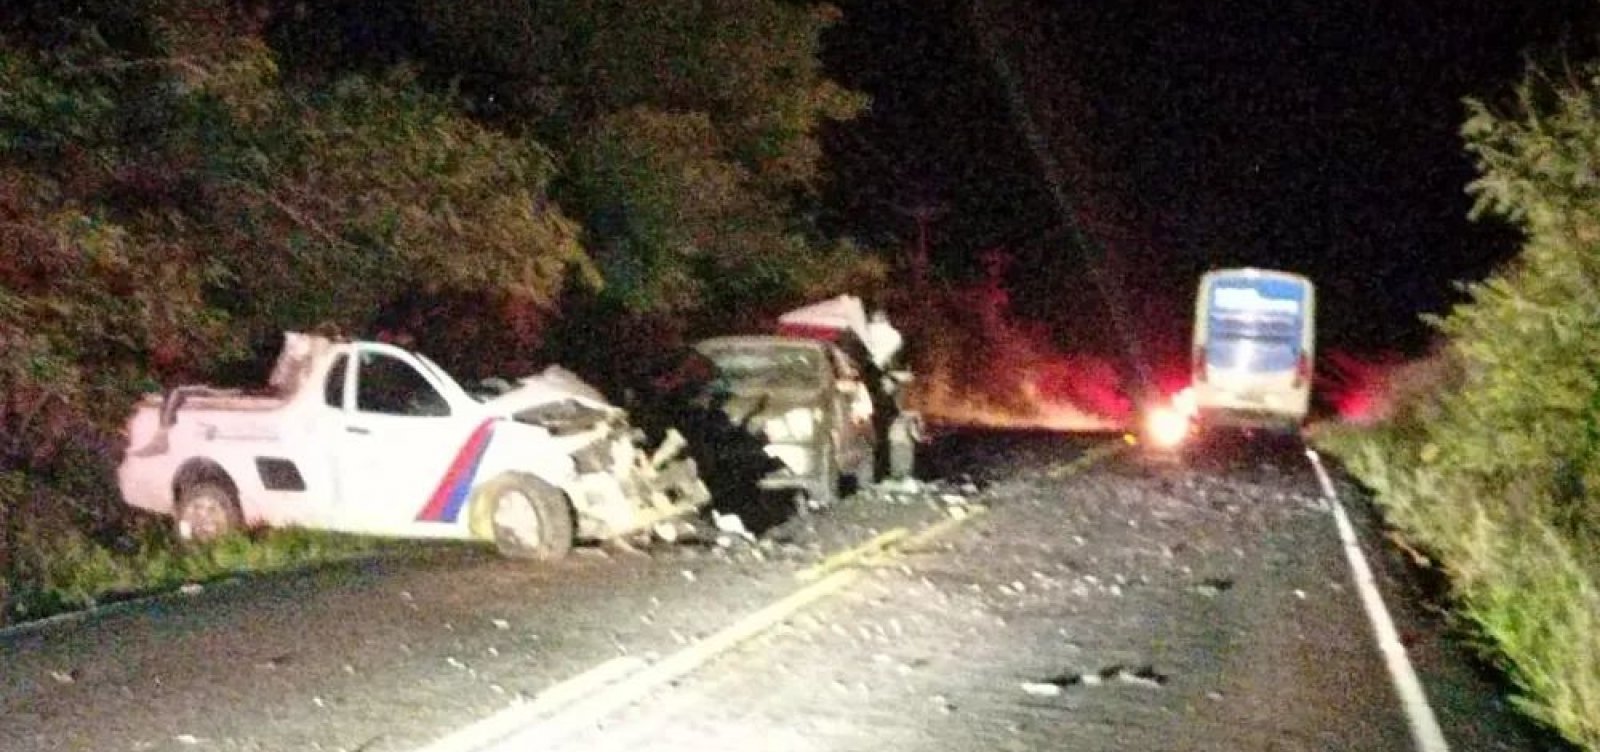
[764,407,818,442]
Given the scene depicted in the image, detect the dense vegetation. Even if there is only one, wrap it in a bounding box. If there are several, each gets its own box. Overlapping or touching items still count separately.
[0,0,878,623]
[1317,64,1600,749]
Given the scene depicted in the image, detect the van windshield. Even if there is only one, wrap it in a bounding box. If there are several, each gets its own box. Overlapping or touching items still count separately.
[701,346,825,391]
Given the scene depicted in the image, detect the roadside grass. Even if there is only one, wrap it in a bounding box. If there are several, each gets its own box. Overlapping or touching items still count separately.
[4,516,424,627]
[1315,422,1600,751]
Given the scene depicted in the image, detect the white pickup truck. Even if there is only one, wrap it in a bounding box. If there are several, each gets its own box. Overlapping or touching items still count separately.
[116,333,709,559]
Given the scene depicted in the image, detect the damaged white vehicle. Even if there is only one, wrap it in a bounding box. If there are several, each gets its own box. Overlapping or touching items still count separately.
[116,333,710,559]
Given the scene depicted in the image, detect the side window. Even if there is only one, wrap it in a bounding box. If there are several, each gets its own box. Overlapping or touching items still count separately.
[356,352,451,417]
[324,354,348,408]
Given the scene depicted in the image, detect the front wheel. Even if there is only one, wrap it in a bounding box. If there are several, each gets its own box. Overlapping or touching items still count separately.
[806,438,840,512]
[478,475,574,561]
[887,415,921,481]
[851,445,877,489]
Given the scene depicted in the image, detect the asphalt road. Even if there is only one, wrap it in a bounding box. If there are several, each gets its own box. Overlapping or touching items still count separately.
[0,429,1569,752]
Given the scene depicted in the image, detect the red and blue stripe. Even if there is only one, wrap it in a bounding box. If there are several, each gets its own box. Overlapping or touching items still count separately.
[416,419,496,523]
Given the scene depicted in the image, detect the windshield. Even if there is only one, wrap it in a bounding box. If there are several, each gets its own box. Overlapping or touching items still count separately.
[413,353,475,402]
[1205,289,1304,373]
[1206,334,1299,372]
[701,346,825,391]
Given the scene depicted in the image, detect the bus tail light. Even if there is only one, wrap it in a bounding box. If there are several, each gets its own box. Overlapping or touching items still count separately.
[1293,353,1310,388]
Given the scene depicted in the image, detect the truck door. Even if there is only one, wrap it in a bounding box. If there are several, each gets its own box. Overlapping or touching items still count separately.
[828,346,875,467]
[333,347,479,536]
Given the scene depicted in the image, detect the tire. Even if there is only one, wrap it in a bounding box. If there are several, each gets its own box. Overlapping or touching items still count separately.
[852,446,877,488]
[175,480,244,544]
[479,475,574,561]
[807,438,840,512]
[887,414,920,480]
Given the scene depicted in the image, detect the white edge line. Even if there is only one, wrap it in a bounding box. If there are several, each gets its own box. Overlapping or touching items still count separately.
[1306,448,1451,752]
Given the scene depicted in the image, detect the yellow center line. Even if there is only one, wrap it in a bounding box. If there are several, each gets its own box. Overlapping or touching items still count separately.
[806,439,1122,576]
[795,527,910,582]
[409,438,1124,752]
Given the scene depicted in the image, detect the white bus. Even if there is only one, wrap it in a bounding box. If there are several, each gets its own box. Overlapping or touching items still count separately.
[1190,267,1315,433]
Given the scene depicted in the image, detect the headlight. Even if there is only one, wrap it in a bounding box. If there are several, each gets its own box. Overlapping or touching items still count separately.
[763,407,820,443]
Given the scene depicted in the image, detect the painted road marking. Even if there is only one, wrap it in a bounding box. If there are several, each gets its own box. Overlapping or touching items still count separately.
[796,527,910,582]
[1306,448,1450,752]
[888,504,989,555]
[408,439,1119,752]
[794,506,992,582]
[407,566,866,752]
[1048,440,1126,478]
[410,655,648,752]
[475,498,999,751]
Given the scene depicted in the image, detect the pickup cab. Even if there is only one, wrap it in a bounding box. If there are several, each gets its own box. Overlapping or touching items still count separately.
[117,332,709,559]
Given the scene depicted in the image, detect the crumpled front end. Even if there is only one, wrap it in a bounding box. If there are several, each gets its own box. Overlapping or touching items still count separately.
[501,376,711,541]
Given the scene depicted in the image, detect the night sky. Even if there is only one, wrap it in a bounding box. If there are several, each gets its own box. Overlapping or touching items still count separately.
[819,0,1600,363]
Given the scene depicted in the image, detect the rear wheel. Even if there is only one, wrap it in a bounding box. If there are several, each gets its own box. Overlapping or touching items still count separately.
[479,476,573,561]
[174,480,243,544]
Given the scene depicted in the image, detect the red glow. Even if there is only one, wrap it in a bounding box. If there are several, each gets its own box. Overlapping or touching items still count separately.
[1319,349,1413,424]
[1031,356,1134,422]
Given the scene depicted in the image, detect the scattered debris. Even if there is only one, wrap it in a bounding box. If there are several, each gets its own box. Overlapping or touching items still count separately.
[653,522,681,543]
[878,478,923,495]
[1192,576,1235,597]
[178,583,204,596]
[712,511,755,543]
[1020,681,1062,697]
[1028,664,1171,693]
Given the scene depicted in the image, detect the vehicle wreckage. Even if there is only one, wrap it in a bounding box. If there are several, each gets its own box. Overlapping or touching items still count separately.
[689,295,925,510]
[116,332,710,559]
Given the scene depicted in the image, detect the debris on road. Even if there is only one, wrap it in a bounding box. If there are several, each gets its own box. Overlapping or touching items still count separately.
[1192,576,1235,597]
[1028,664,1171,693]
[1020,681,1063,697]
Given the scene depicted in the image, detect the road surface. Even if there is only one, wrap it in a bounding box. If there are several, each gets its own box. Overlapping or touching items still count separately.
[0,429,1568,751]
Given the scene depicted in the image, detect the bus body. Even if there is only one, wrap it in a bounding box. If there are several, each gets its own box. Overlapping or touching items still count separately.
[1190,268,1315,432]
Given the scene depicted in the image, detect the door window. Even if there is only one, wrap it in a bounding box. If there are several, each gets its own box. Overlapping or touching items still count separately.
[324,354,349,408]
[356,352,451,417]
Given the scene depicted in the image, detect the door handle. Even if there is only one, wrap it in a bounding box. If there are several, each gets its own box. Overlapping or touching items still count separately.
[346,426,371,435]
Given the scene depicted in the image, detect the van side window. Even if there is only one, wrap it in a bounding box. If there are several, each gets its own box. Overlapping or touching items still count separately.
[324,354,348,408]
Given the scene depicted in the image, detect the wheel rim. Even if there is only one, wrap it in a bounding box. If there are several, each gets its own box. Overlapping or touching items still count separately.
[493,489,542,548]
[181,491,230,542]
